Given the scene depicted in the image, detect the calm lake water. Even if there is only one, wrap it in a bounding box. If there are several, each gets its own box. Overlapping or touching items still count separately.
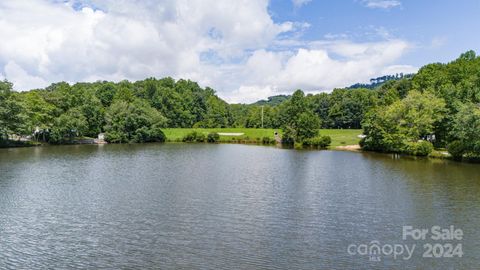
[0,143,479,269]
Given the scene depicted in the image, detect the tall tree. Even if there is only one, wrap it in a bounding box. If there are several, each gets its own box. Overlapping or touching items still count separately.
[0,80,25,140]
[279,90,320,143]
[361,91,446,154]
[105,99,167,143]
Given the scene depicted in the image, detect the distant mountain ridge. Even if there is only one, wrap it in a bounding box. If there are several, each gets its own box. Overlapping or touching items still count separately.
[251,73,415,105]
[348,73,415,89]
[251,95,290,106]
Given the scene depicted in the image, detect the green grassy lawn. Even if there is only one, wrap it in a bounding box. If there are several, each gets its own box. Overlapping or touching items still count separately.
[163,128,281,142]
[163,128,363,147]
[318,129,363,147]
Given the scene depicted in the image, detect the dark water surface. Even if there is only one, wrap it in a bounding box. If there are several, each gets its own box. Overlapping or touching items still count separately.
[0,144,479,269]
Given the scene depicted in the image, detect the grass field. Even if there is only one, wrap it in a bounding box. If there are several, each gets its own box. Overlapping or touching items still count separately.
[163,128,363,148]
[318,129,363,147]
[163,128,280,142]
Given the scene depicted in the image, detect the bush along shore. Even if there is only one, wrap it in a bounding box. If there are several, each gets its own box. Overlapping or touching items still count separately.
[179,131,278,145]
[1,51,480,161]
[162,128,365,150]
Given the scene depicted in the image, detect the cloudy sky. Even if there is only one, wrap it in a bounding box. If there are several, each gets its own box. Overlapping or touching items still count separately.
[0,0,479,103]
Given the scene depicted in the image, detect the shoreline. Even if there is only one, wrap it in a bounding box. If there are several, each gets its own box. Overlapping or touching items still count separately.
[3,140,477,163]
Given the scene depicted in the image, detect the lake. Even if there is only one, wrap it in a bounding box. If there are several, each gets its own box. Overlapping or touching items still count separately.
[0,143,479,269]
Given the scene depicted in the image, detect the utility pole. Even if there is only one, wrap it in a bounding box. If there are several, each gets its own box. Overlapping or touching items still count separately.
[261,105,264,129]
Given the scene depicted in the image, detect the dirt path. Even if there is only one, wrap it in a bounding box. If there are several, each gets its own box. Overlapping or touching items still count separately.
[335,144,361,151]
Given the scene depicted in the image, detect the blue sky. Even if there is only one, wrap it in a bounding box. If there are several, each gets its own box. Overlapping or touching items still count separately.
[270,0,480,66]
[0,0,479,102]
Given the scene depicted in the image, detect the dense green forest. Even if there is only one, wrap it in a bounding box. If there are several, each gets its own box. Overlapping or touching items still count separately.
[1,51,479,159]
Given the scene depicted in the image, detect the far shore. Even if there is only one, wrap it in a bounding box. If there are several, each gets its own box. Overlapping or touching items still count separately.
[1,128,467,162]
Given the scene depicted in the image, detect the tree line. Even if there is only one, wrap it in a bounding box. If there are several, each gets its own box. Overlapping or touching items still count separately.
[361,50,480,159]
[1,51,479,159]
[0,78,232,144]
[0,75,377,144]
[349,73,415,89]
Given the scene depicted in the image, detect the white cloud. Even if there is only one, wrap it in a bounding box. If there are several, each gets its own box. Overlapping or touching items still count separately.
[0,0,291,90]
[3,61,49,90]
[0,0,414,103]
[361,0,401,9]
[292,0,312,8]
[381,64,418,75]
[229,85,279,104]
[226,39,415,103]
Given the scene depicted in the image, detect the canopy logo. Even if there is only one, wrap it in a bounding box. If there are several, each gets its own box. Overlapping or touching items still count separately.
[347,241,415,262]
[347,225,463,262]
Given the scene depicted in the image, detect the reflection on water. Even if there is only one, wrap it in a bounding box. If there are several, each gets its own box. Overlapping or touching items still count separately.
[0,144,479,269]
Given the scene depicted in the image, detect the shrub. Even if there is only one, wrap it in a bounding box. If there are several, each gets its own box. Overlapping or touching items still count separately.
[447,140,466,160]
[146,126,166,142]
[262,136,274,144]
[281,136,294,145]
[207,132,220,143]
[182,131,195,142]
[281,127,295,145]
[108,126,165,143]
[403,141,433,156]
[463,153,480,162]
[302,136,332,149]
[294,142,303,149]
[322,136,332,147]
[429,150,449,159]
[105,131,127,143]
[194,133,205,142]
[182,131,205,142]
[132,127,150,143]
